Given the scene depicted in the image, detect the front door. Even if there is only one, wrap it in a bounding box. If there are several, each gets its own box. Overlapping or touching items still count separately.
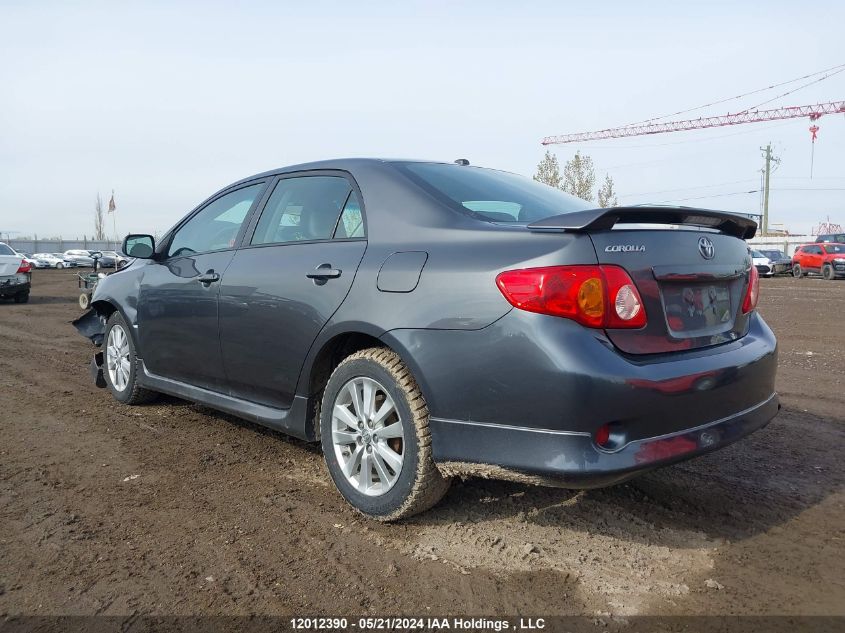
[219,173,367,408]
[138,182,266,391]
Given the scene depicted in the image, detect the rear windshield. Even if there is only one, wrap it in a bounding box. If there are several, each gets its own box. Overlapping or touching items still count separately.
[0,244,15,256]
[396,162,593,223]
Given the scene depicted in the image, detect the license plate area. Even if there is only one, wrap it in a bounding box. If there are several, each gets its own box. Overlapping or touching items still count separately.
[661,282,733,334]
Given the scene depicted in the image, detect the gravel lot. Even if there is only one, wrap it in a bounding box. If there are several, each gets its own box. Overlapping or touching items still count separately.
[1,269,843,617]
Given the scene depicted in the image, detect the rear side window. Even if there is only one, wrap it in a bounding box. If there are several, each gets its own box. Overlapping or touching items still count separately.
[335,192,365,238]
[395,162,593,223]
[251,176,354,245]
[0,244,14,256]
[169,183,263,257]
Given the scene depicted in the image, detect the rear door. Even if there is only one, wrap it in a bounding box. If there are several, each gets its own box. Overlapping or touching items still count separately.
[218,172,367,408]
[589,227,752,355]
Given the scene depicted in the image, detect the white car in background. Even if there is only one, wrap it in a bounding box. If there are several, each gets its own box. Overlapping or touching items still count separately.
[751,250,775,277]
[33,252,75,269]
[0,242,32,303]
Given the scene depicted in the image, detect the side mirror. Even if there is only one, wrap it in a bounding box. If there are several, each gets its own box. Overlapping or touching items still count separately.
[122,234,155,259]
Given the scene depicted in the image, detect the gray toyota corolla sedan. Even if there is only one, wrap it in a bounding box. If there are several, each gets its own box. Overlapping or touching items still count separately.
[75,158,778,520]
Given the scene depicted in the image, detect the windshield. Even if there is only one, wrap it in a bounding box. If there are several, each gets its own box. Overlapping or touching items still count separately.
[823,244,845,254]
[752,250,765,258]
[761,250,785,259]
[395,162,593,223]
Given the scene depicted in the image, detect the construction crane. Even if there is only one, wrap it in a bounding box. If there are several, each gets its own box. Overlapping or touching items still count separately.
[541,99,845,236]
[541,100,845,145]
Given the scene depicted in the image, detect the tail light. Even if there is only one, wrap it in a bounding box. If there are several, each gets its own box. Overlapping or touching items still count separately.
[16,259,31,274]
[741,265,759,314]
[496,265,646,329]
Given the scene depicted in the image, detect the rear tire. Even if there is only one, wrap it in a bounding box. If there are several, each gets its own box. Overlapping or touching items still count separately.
[320,347,450,521]
[103,312,158,405]
[822,264,835,281]
[14,292,29,304]
[792,264,803,278]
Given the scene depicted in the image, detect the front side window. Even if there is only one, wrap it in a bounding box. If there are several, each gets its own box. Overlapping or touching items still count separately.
[251,176,353,245]
[395,162,593,223]
[168,183,263,257]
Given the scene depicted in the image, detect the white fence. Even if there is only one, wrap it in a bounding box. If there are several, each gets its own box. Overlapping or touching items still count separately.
[747,236,814,255]
[5,238,123,254]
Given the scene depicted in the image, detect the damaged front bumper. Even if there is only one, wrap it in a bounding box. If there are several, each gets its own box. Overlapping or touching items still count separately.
[72,308,107,388]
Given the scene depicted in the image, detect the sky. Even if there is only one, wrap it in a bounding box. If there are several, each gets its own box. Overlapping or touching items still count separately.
[1,0,843,239]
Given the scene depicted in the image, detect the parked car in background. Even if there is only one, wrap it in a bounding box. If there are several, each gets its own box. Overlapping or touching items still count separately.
[63,249,96,267]
[74,158,778,520]
[0,242,32,303]
[12,250,45,269]
[816,233,845,244]
[99,250,129,268]
[33,253,74,269]
[751,250,775,277]
[51,253,78,267]
[757,249,792,275]
[793,243,845,280]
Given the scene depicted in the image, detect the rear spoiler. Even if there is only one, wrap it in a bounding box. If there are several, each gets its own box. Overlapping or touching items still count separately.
[527,206,757,240]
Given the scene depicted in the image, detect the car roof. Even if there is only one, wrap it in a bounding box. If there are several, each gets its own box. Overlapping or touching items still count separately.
[223,157,457,189]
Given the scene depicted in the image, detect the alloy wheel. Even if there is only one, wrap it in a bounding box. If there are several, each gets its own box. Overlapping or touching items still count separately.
[106,324,131,392]
[331,376,404,496]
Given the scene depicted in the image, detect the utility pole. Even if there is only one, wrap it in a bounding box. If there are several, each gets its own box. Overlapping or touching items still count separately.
[760,143,780,236]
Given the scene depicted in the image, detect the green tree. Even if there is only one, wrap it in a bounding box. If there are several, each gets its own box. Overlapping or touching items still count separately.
[562,151,596,202]
[533,150,562,189]
[597,174,618,208]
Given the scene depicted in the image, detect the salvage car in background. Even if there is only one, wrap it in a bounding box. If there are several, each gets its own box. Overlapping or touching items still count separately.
[758,249,792,275]
[74,159,778,520]
[793,242,845,280]
[63,250,96,267]
[751,250,776,277]
[0,242,32,303]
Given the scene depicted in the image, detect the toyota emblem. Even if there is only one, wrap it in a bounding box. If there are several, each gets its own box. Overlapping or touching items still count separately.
[698,236,715,260]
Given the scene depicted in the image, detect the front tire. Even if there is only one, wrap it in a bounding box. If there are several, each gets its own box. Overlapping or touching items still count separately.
[822,264,835,281]
[56,262,64,269]
[13,292,29,304]
[103,312,158,405]
[320,347,450,521]
[792,264,803,278]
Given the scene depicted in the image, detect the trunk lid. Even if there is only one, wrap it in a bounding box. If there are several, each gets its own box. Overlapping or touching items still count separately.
[0,255,23,276]
[529,207,756,354]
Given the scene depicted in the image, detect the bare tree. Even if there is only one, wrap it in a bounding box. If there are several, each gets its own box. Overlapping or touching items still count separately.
[562,151,596,202]
[533,150,562,188]
[94,193,106,240]
[597,174,618,208]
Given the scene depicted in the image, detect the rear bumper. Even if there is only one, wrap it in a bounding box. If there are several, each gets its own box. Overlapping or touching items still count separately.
[431,393,779,487]
[384,308,778,487]
[0,276,30,297]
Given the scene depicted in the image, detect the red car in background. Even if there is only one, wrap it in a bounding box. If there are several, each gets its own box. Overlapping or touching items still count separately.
[792,243,845,280]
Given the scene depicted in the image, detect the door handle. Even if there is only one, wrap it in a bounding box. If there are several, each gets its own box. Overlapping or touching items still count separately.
[197,271,221,285]
[306,264,342,280]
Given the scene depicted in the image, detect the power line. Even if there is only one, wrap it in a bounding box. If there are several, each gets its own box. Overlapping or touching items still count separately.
[618,179,758,199]
[618,62,845,128]
[643,188,845,204]
[737,67,845,114]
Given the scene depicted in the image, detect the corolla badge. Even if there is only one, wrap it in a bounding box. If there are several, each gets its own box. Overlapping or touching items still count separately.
[605,244,646,253]
[698,236,715,260]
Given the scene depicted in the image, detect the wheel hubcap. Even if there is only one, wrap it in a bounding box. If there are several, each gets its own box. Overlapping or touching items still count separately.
[331,376,404,496]
[106,324,131,392]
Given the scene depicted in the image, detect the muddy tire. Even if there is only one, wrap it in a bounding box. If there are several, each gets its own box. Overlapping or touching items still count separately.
[79,292,91,309]
[320,347,450,521]
[14,292,29,304]
[792,264,803,278]
[822,264,834,281]
[103,312,158,405]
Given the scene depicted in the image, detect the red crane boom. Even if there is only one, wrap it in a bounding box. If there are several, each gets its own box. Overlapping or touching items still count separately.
[541,100,845,145]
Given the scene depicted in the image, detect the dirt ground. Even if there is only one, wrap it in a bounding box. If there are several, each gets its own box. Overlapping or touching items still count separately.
[0,269,843,618]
